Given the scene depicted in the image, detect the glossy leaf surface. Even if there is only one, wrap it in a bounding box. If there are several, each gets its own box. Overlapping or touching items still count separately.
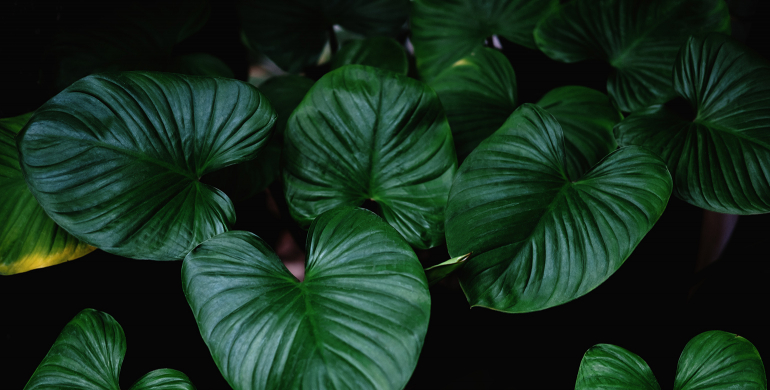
[575,344,661,390]
[0,113,94,275]
[534,0,730,112]
[331,37,408,75]
[445,104,671,312]
[18,72,276,260]
[615,33,770,214]
[675,331,767,390]
[183,207,430,390]
[283,65,456,249]
[430,47,517,161]
[411,0,558,81]
[239,0,409,73]
[25,309,195,390]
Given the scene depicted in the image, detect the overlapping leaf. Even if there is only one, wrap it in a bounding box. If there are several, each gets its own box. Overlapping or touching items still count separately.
[534,0,730,112]
[0,113,94,275]
[238,0,409,73]
[615,33,770,214]
[445,104,671,312]
[283,65,456,249]
[331,36,408,75]
[17,72,276,260]
[182,207,430,390]
[410,0,558,82]
[25,308,194,390]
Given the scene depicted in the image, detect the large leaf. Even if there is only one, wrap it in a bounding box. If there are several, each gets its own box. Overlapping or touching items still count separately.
[17,72,277,260]
[534,0,730,112]
[25,308,195,390]
[410,0,558,82]
[182,207,430,390]
[430,47,518,161]
[203,75,314,201]
[675,331,767,390]
[614,33,770,214]
[445,104,671,312]
[331,36,408,75]
[0,113,94,275]
[575,344,661,390]
[238,0,409,73]
[283,65,456,249]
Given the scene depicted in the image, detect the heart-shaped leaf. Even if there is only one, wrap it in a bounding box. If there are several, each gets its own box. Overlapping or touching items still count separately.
[238,0,409,73]
[410,0,558,82]
[203,75,314,201]
[25,308,194,390]
[0,113,94,275]
[615,33,770,214]
[675,331,767,390]
[534,0,730,112]
[18,71,277,260]
[283,65,457,249]
[182,207,430,390]
[445,104,672,312]
[576,344,661,390]
[331,36,408,75]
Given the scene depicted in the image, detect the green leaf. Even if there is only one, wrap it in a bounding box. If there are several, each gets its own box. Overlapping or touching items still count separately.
[172,53,235,79]
[331,36,408,75]
[410,0,558,82]
[575,344,661,390]
[238,0,409,73]
[534,0,730,112]
[614,33,770,214]
[536,86,622,180]
[675,331,767,390]
[51,0,209,90]
[283,65,457,249]
[0,113,94,275]
[182,207,430,390]
[430,47,517,162]
[424,253,471,287]
[129,369,196,390]
[445,104,672,312]
[17,72,277,260]
[25,309,195,390]
[203,75,314,201]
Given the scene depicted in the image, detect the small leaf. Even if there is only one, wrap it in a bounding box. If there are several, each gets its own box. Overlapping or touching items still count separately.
[445,104,672,312]
[172,53,235,78]
[0,113,94,275]
[129,369,196,390]
[615,33,770,214]
[283,65,457,249]
[575,344,661,390]
[18,72,277,260]
[534,0,730,112]
[331,36,408,75]
[675,331,767,390]
[424,253,471,286]
[183,207,430,390]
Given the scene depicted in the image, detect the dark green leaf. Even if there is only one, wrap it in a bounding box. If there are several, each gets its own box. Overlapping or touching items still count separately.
[430,47,517,162]
[425,253,471,287]
[182,207,430,390]
[283,65,457,249]
[238,0,409,73]
[172,53,235,79]
[331,36,408,75]
[575,344,661,390]
[25,309,196,390]
[534,0,730,112]
[410,0,558,81]
[536,86,622,180]
[445,104,671,312]
[0,113,94,275]
[18,72,276,260]
[615,33,770,214]
[675,331,767,390]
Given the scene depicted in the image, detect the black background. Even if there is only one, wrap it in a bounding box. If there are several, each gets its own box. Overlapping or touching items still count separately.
[2,0,769,389]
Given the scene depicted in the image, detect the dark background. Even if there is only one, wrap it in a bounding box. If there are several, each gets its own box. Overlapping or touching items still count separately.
[2,0,769,388]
